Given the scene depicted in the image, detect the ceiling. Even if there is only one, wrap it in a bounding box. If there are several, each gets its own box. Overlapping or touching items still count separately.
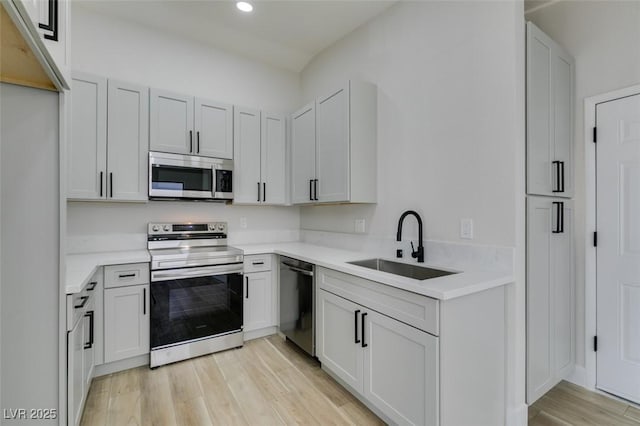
[76,0,397,72]
[524,0,560,13]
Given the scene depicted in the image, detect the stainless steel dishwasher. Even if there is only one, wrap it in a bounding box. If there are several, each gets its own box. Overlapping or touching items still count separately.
[279,256,315,356]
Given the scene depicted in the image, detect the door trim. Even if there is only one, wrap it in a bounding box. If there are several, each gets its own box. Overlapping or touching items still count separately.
[584,83,640,391]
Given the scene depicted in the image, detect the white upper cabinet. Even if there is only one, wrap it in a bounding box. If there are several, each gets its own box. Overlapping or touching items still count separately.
[291,80,377,205]
[234,108,287,205]
[150,90,233,158]
[149,89,193,155]
[68,73,107,200]
[527,22,575,198]
[68,72,149,201]
[291,102,316,204]
[107,80,149,201]
[195,98,233,159]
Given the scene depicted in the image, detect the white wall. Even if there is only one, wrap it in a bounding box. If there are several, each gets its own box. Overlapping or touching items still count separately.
[527,0,640,371]
[68,5,302,248]
[299,1,523,249]
[298,1,526,422]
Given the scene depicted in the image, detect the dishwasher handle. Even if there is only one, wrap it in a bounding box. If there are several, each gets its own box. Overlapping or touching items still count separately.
[281,262,314,277]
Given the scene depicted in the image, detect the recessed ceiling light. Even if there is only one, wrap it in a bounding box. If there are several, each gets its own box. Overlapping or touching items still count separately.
[236,1,253,12]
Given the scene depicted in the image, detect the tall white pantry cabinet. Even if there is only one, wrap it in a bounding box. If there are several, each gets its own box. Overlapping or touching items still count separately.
[526,21,576,404]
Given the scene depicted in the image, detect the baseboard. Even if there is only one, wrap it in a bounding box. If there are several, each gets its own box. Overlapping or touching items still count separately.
[244,326,277,341]
[94,354,149,377]
[506,403,528,426]
[566,365,587,387]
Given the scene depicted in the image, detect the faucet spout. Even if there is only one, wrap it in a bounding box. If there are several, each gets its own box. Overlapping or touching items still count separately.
[396,210,424,263]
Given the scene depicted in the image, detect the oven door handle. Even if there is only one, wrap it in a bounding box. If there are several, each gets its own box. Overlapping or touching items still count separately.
[151,264,243,282]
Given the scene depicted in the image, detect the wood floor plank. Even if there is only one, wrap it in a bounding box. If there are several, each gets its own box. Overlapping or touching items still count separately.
[80,385,110,426]
[536,392,639,426]
[556,381,629,415]
[110,367,142,396]
[166,360,202,403]
[107,390,142,426]
[626,405,640,422]
[528,410,572,426]
[174,397,213,426]
[338,401,386,426]
[140,367,177,426]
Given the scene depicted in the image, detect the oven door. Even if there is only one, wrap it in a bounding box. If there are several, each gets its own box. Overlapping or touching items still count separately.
[150,264,243,350]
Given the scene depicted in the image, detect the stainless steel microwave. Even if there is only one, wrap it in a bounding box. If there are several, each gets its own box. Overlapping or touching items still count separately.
[149,152,233,200]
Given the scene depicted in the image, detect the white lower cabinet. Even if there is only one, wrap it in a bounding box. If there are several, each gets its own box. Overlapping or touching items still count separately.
[104,284,150,363]
[243,255,277,337]
[317,289,437,426]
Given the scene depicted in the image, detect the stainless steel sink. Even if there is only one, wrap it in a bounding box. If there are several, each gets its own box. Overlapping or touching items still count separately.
[347,258,456,280]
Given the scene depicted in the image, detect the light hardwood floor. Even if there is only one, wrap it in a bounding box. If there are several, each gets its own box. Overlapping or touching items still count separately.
[81,335,385,425]
[529,381,640,425]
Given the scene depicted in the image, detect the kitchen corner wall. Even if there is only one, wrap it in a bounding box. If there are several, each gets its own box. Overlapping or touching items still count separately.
[67,5,302,251]
[526,0,640,373]
[299,1,524,249]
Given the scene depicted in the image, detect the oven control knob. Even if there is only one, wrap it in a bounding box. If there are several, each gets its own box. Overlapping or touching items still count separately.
[163,225,171,232]
[217,224,225,231]
[209,224,216,231]
[152,225,159,232]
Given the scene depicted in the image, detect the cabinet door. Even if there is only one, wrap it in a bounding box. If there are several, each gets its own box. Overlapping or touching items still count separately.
[107,80,149,201]
[291,102,316,204]
[195,98,233,159]
[68,73,107,200]
[150,89,193,155]
[67,319,84,426]
[316,85,350,203]
[243,272,273,332]
[261,113,287,205]
[316,289,364,392]
[104,285,150,363]
[233,107,262,204]
[526,22,574,197]
[363,309,438,426]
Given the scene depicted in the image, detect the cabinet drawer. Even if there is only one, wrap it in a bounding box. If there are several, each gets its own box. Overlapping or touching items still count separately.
[66,275,99,331]
[244,255,272,273]
[104,263,149,288]
[317,267,439,336]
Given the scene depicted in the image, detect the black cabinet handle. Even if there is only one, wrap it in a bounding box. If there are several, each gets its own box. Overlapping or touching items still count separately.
[314,179,319,201]
[197,131,200,153]
[189,130,193,153]
[263,182,266,202]
[87,281,97,291]
[552,201,564,234]
[99,172,103,197]
[252,262,264,266]
[143,288,146,315]
[245,276,249,299]
[257,182,261,202]
[354,310,361,344]
[560,161,565,192]
[75,296,88,309]
[361,312,368,348]
[39,0,58,41]
[552,161,566,193]
[84,311,94,349]
[109,173,113,198]
[118,273,136,279]
[309,179,313,201]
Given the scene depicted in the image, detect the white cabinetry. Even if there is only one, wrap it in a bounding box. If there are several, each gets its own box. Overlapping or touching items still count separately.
[527,197,574,403]
[68,73,148,201]
[234,108,287,204]
[104,263,150,363]
[291,81,377,204]
[526,22,575,198]
[150,89,233,159]
[243,255,277,339]
[316,266,506,426]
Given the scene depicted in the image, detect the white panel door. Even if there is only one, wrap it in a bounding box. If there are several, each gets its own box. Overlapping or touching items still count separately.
[243,272,273,332]
[316,85,350,202]
[107,80,149,201]
[68,73,107,199]
[291,102,316,204]
[261,113,287,205]
[596,93,640,404]
[104,285,150,363]
[149,89,193,155]
[195,98,233,159]
[316,290,364,392]
[363,309,438,426]
[233,107,262,204]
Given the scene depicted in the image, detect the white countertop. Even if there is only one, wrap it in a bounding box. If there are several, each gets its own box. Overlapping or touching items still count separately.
[65,243,512,300]
[236,242,513,300]
[66,250,150,294]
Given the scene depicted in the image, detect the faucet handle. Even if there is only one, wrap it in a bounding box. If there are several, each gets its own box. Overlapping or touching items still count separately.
[410,241,417,258]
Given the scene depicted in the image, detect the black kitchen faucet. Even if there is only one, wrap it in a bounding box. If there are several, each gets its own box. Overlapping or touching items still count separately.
[396,210,425,263]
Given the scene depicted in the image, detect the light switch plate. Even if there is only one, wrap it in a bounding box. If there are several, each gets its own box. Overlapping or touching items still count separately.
[355,219,366,233]
[460,218,473,239]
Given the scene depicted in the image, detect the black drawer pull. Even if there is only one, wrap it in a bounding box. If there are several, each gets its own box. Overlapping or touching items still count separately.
[118,273,136,279]
[252,262,265,266]
[84,311,94,349]
[354,310,360,344]
[361,312,368,348]
[75,296,89,309]
[143,288,146,315]
[87,281,97,291]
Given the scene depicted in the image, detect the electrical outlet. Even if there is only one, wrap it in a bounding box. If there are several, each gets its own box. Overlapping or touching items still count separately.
[460,218,473,239]
[354,219,366,233]
[240,217,247,229]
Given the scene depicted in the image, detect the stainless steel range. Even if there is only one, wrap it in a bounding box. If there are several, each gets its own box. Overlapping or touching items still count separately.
[148,222,244,368]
